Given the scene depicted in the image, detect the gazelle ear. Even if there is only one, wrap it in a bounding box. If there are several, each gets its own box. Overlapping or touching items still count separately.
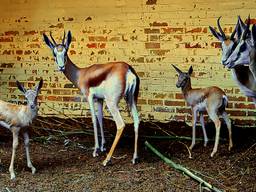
[188,66,193,75]
[34,79,43,94]
[171,64,182,74]
[43,33,54,49]
[16,81,26,94]
[65,30,72,50]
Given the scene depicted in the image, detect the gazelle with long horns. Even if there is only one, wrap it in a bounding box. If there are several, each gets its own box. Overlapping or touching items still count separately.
[0,79,43,179]
[43,31,140,166]
[172,65,233,157]
[209,16,256,104]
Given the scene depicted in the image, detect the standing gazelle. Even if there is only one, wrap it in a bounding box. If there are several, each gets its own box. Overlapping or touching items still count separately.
[43,31,140,166]
[0,79,43,179]
[172,65,233,157]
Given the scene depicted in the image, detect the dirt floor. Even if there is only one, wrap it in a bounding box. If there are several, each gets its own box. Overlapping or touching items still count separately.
[0,117,256,192]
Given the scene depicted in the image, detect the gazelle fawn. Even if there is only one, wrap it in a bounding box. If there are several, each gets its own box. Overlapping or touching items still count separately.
[0,79,43,179]
[43,31,140,166]
[172,65,233,157]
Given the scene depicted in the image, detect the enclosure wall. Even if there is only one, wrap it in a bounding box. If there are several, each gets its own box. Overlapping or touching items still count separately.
[0,0,255,125]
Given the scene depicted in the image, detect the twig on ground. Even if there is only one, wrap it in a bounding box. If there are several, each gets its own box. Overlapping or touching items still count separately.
[145,141,223,192]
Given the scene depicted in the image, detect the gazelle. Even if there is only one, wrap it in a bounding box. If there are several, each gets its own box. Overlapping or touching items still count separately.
[43,31,140,166]
[209,16,256,104]
[172,65,233,157]
[0,79,43,179]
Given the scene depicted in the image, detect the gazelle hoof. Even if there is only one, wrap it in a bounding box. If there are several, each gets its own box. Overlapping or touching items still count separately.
[100,145,106,152]
[10,173,16,180]
[102,158,111,166]
[132,157,139,164]
[93,148,100,157]
[210,151,216,157]
[31,167,36,174]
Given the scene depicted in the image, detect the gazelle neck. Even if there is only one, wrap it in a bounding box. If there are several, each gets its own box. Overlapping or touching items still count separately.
[181,79,192,97]
[63,56,80,87]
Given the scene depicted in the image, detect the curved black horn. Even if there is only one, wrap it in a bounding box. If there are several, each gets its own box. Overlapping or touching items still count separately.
[242,15,251,40]
[230,20,238,40]
[238,15,246,30]
[217,16,226,39]
[50,31,57,45]
[62,31,66,45]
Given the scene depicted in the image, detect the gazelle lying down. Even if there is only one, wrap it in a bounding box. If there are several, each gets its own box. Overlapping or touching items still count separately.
[0,79,43,179]
[172,65,233,157]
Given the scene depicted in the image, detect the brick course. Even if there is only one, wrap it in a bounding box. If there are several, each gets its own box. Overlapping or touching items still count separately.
[0,0,255,126]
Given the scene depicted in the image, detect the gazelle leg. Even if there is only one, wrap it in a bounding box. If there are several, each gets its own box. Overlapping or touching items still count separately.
[88,96,100,157]
[9,127,20,180]
[130,100,140,164]
[103,100,125,166]
[96,99,106,152]
[199,113,208,147]
[222,112,233,151]
[209,113,221,157]
[23,132,36,174]
[190,108,198,150]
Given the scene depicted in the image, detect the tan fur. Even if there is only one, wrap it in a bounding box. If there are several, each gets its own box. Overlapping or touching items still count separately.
[224,39,231,46]
[77,62,129,96]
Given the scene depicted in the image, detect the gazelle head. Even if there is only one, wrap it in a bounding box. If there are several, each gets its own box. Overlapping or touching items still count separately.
[16,79,43,110]
[172,64,193,89]
[43,31,72,72]
[209,16,238,65]
[225,16,253,68]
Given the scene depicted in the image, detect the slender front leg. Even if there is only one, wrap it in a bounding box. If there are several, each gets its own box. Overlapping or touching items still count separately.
[190,108,197,150]
[96,99,106,152]
[9,127,20,180]
[199,113,208,147]
[88,95,100,157]
[23,132,36,174]
[103,100,125,166]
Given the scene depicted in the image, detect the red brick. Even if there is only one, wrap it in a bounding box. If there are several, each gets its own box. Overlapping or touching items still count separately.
[165,100,185,106]
[16,50,23,55]
[234,103,255,109]
[5,31,19,36]
[144,28,160,34]
[185,43,201,48]
[146,0,157,5]
[161,27,183,34]
[0,37,13,42]
[88,36,107,41]
[24,30,38,35]
[145,42,160,49]
[175,93,184,99]
[148,99,163,105]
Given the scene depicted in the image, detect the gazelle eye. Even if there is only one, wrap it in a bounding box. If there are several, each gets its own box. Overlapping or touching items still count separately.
[240,43,246,52]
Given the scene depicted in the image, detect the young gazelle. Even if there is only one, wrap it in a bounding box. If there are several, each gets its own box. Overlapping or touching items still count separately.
[209,16,256,104]
[172,65,233,157]
[43,31,140,166]
[0,79,43,179]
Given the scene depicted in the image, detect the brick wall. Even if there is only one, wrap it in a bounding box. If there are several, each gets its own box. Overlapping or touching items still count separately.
[0,0,255,126]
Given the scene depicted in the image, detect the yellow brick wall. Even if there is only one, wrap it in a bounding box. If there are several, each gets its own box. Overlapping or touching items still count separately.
[0,0,255,125]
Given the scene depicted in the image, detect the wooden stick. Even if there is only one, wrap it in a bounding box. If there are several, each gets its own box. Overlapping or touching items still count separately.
[145,141,223,192]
